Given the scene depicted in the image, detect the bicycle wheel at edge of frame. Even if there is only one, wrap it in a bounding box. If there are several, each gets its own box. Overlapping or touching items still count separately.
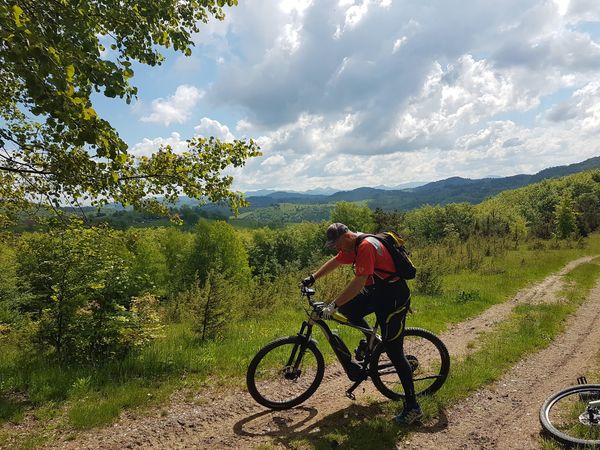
[369,327,450,401]
[246,335,325,410]
[540,384,600,448]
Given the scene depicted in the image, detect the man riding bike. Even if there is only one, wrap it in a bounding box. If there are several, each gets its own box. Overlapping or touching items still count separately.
[301,222,422,425]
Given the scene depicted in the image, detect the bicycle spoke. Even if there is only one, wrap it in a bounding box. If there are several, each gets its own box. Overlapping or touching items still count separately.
[413,374,442,382]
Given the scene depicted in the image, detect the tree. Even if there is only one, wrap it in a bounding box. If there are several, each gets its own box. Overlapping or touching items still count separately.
[574,191,600,235]
[372,208,404,233]
[330,202,376,233]
[443,203,475,241]
[196,270,228,341]
[554,193,578,240]
[190,220,251,285]
[521,182,559,239]
[16,224,152,362]
[0,1,259,221]
[404,205,446,243]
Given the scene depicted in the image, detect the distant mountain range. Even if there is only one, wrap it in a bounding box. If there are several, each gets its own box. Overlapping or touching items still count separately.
[245,181,428,198]
[95,156,600,226]
[233,156,600,211]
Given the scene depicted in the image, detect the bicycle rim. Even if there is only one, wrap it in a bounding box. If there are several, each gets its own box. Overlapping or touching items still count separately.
[540,384,600,448]
[246,336,325,410]
[371,327,450,400]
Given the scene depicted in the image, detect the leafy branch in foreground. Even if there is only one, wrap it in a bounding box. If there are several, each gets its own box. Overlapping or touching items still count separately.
[0,0,259,221]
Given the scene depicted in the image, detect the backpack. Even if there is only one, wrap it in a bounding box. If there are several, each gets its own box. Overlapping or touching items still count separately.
[355,231,417,280]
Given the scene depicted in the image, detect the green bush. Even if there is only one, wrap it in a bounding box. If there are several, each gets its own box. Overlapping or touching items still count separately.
[455,290,481,304]
[16,225,161,363]
[414,262,443,296]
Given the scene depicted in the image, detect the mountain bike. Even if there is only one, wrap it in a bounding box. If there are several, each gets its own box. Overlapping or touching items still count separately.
[246,285,450,410]
[540,376,600,448]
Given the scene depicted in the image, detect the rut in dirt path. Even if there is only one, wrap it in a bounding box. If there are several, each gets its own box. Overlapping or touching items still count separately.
[403,279,600,450]
[43,256,595,450]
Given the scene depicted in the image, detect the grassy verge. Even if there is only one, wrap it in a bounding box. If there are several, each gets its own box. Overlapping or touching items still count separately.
[278,258,600,449]
[2,239,600,448]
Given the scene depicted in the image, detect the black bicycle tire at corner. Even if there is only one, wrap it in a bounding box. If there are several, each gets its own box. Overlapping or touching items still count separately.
[540,384,600,448]
[246,335,325,410]
[370,327,450,400]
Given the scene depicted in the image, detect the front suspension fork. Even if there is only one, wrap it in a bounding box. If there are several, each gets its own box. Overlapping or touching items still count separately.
[286,321,313,371]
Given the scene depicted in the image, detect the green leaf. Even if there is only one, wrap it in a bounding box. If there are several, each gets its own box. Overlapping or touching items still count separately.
[116,153,128,165]
[13,5,24,27]
[48,47,60,63]
[66,65,75,82]
[82,107,97,120]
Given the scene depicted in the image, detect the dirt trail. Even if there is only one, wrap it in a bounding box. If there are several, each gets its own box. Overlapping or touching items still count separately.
[404,270,600,450]
[444,256,594,360]
[45,256,595,450]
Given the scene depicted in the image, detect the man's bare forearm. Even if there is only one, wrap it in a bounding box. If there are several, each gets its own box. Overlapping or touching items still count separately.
[313,256,341,280]
[334,275,367,307]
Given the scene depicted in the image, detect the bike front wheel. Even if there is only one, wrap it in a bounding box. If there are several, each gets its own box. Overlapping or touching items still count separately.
[246,336,325,410]
[370,327,450,400]
[540,384,600,448]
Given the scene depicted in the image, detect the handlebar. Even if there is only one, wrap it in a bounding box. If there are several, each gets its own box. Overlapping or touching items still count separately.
[300,285,319,308]
[300,285,315,297]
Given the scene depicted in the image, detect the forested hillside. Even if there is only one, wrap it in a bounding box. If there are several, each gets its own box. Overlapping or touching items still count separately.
[70,156,598,229]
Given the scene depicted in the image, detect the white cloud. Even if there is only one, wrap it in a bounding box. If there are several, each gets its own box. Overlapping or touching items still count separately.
[130,132,188,158]
[392,36,407,54]
[280,0,313,15]
[389,55,537,146]
[141,85,204,126]
[565,0,600,22]
[131,117,237,159]
[261,154,286,166]
[236,118,254,133]
[145,0,600,191]
[278,23,303,53]
[194,117,236,142]
[554,0,570,16]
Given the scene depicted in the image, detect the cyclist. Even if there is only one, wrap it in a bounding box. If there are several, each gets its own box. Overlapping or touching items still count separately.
[301,222,422,425]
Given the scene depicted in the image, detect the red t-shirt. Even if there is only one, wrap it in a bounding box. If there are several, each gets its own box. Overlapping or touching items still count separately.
[335,235,397,285]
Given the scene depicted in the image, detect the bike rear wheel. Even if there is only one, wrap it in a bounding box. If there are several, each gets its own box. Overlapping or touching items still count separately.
[370,327,450,400]
[540,384,600,448]
[246,336,325,410]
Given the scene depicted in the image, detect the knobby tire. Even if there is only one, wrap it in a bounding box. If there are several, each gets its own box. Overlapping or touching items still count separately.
[370,327,450,400]
[246,335,325,410]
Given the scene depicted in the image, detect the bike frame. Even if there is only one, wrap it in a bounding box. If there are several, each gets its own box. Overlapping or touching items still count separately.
[292,295,383,399]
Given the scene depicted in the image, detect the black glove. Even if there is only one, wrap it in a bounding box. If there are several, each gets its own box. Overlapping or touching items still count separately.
[301,274,316,287]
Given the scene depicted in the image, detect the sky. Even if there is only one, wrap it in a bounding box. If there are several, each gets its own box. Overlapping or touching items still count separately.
[94,0,600,192]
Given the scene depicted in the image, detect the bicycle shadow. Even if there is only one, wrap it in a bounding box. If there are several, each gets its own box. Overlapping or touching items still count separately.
[233,400,449,449]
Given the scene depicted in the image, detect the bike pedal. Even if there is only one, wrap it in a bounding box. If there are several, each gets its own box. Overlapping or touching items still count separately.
[578,376,588,385]
[346,391,356,400]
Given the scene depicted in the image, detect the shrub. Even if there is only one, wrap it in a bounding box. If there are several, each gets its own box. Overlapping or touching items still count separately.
[455,290,481,304]
[17,225,161,363]
[414,263,443,296]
